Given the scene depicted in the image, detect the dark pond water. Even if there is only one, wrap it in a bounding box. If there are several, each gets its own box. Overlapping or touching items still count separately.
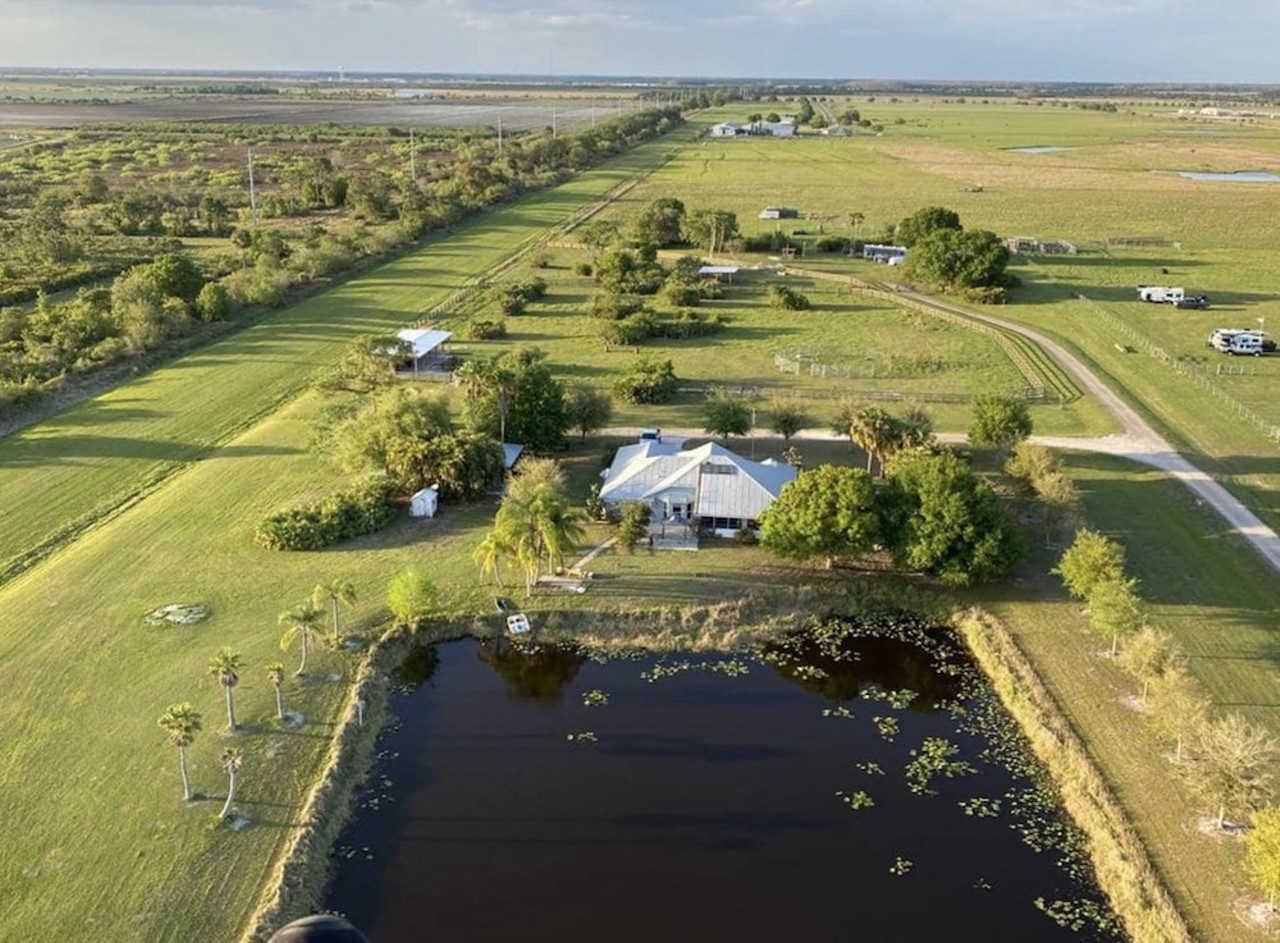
[325,623,1121,943]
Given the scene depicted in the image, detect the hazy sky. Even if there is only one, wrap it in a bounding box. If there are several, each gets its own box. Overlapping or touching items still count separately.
[4,0,1278,83]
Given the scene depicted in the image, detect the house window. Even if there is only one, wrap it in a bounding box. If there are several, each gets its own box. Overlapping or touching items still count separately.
[702,463,735,475]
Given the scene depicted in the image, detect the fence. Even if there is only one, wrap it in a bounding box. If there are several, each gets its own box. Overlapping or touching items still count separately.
[769,354,1043,403]
[1076,293,1280,444]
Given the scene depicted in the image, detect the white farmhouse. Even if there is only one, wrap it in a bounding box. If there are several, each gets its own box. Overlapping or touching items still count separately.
[600,438,796,538]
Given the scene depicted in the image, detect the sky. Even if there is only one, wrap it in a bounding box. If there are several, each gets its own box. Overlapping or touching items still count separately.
[3,0,1278,84]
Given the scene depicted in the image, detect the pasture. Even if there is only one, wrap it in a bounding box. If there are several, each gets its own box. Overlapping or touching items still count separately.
[2,95,1279,943]
[438,258,1114,435]
[601,100,1280,528]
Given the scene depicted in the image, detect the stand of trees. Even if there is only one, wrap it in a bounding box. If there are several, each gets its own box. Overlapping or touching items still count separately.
[0,107,685,419]
[761,445,1021,587]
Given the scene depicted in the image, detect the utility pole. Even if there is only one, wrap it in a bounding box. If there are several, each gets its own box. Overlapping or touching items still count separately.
[247,147,259,229]
[409,127,417,186]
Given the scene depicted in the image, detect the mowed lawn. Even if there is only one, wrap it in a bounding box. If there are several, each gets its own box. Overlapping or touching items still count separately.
[0,122,710,943]
[0,122,698,586]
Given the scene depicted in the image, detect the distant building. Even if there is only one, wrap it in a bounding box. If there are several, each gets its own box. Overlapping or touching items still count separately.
[389,328,452,376]
[759,207,799,220]
[761,122,796,138]
[709,122,748,138]
[862,244,908,264]
[600,438,797,538]
[1004,236,1077,256]
[823,125,854,137]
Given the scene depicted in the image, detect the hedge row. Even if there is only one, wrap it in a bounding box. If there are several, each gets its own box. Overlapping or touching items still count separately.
[255,477,397,551]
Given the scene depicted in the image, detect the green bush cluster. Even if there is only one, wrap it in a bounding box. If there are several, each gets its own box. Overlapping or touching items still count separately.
[463,318,508,340]
[767,283,811,310]
[255,477,397,551]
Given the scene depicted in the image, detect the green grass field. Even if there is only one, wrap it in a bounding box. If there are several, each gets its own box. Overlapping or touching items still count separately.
[0,123,707,943]
[3,98,1280,943]
[0,126,697,587]
[603,102,1280,529]
[439,256,1112,435]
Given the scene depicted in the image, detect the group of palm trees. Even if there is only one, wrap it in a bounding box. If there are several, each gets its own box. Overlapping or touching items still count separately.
[156,579,357,822]
[472,459,587,596]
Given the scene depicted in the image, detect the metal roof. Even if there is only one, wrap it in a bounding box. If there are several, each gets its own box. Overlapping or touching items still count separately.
[396,328,452,358]
[600,441,795,521]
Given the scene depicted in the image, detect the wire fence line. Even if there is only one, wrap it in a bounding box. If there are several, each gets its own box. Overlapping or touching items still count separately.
[781,266,1062,396]
[1076,293,1280,445]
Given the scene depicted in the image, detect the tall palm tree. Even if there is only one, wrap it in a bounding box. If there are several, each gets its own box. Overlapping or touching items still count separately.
[312,579,357,646]
[490,363,518,443]
[158,703,202,801]
[266,663,286,721]
[279,601,325,677]
[491,482,587,595]
[218,748,244,821]
[850,405,896,476]
[208,648,243,732]
[453,358,489,424]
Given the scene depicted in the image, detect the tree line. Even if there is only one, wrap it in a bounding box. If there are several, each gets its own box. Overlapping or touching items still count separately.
[0,107,684,418]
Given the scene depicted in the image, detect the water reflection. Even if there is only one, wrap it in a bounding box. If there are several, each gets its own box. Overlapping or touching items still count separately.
[477,638,586,704]
[763,626,964,709]
[393,642,440,691]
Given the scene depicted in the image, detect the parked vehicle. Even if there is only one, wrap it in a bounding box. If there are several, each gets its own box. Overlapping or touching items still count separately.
[1173,294,1210,310]
[1208,328,1263,352]
[1137,285,1185,303]
[1227,335,1264,356]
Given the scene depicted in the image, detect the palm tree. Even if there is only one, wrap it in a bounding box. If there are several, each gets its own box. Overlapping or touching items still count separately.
[472,529,512,587]
[208,648,243,732]
[492,482,587,595]
[158,703,202,801]
[266,663,286,721]
[218,748,244,821]
[312,579,357,646]
[279,601,325,676]
[847,405,898,477]
[453,358,489,424]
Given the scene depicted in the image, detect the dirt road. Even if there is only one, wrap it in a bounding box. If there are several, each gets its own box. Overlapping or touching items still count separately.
[602,284,1280,573]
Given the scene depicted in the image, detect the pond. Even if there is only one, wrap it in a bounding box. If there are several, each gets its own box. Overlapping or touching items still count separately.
[1007,145,1073,154]
[324,620,1121,943]
[1178,170,1279,183]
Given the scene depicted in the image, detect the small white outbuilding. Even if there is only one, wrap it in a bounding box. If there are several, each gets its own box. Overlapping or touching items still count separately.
[409,485,439,518]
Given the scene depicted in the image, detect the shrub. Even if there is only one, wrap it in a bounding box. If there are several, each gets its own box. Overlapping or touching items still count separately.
[496,287,526,317]
[195,281,233,322]
[662,281,701,307]
[255,477,397,551]
[464,318,507,340]
[574,262,593,277]
[961,285,1010,305]
[814,235,850,253]
[767,283,811,311]
[600,312,657,346]
[651,310,726,339]
[613,356,678,404]
[588,293,648,320]
[531,253,552,269]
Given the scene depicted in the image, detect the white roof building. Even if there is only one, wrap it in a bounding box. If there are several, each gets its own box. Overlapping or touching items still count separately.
[392,328,452,376]
[600,439,796,536]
